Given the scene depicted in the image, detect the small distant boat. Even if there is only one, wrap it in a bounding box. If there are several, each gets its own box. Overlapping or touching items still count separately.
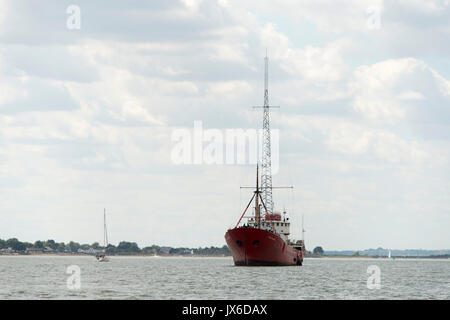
[96,208,110,262]
[96,254,109,262]
[387,248,395,260]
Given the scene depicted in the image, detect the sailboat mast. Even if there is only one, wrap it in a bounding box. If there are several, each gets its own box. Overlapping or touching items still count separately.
[302,214,305,242]
[104,208,108,248]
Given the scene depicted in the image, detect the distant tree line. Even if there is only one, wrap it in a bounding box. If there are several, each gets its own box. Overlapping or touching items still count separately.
[0,238,231,256]
[313,246,324,255]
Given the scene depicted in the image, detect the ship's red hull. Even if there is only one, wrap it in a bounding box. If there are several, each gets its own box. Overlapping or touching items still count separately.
[225,227,304,266]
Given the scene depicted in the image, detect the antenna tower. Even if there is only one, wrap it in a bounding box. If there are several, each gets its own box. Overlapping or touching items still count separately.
[261,53,274,214]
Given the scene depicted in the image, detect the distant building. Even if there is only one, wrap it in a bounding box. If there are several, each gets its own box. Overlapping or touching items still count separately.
[77,248,103,255]
[27,248,44,255]
[159,247,171,255]
[0,247,15,255]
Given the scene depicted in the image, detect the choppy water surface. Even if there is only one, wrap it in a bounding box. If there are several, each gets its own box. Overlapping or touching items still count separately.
[0,256,448,299]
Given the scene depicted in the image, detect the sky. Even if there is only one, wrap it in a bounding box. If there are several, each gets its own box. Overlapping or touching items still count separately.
[0,0,449,251]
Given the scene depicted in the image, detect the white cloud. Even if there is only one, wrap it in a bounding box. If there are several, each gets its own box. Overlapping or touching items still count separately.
[350,58,450,124]
[241,0,382,33]
[261,23,352,82]
[395,0,449,14]
[206,80,252,99]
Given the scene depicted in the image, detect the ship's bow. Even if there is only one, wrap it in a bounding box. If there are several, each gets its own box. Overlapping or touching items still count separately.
[225,228,248,265]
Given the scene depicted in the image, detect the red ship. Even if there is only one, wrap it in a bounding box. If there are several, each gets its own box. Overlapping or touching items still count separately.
[225,166,305,266]
[225,54,305,266]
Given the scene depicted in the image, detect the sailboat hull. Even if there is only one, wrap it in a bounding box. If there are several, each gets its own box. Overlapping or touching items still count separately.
[96,257,109,262]
[225,227,304,266]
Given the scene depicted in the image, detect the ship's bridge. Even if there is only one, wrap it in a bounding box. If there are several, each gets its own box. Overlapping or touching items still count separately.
[261,211,291,242]
[246,210,292,242]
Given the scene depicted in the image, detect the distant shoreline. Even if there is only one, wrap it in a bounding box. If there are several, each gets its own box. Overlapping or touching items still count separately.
[0,253,231,258]
[2,238,449,259]
[1,253,449,259]
[309,255,450,259]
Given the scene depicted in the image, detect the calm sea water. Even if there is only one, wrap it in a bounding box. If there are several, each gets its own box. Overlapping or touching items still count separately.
[0,256,448,299]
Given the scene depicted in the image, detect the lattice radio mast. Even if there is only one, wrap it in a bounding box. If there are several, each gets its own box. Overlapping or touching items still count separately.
[261,52,274,214]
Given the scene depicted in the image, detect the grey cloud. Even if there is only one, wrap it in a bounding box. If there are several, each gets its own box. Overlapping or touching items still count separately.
[0,77,79,113]
[0,0,236,45]
[1,45,99,82]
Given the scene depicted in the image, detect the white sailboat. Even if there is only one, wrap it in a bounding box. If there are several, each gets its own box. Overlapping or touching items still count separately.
[96,208,110,262]
[388,248,392,259]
